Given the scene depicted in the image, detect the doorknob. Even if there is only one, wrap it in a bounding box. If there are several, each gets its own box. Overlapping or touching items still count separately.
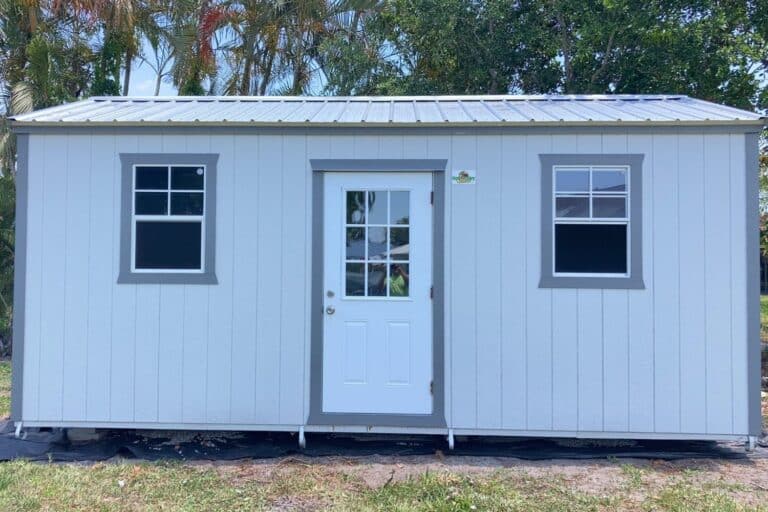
[326,306,336,315]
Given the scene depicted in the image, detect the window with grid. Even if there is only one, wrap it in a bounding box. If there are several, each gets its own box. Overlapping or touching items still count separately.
[344,190,411,298]
[132,165,206,272]
[553,166,629,275]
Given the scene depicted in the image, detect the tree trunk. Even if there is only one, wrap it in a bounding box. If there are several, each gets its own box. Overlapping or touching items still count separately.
[122,45,133,96]
[154,72,162,96]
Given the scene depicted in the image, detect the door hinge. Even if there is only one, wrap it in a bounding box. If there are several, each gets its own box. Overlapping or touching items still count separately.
[430,191,434,205]
[430,380,434,395]
[430,286,433,299]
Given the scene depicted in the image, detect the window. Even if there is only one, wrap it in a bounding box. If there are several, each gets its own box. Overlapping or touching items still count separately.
[344,189,411,298]
[540,154,644,289]
[119,154,218,284]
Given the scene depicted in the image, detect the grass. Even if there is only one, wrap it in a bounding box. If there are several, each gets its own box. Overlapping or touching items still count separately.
[1,358,767,510]
[761,295,768,341]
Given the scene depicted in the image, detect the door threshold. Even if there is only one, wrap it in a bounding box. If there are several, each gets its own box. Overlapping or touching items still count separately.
[307,411,446,428]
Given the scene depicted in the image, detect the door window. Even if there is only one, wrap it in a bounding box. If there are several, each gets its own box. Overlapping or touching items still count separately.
[345,190,410,298]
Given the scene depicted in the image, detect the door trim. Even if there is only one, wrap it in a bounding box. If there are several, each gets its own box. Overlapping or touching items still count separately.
[308,160,446,427]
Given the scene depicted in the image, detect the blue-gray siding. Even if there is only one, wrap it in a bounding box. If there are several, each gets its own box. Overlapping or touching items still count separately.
[20,130,753,436]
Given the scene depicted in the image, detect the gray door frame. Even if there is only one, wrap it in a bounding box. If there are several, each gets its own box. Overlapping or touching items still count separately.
[307,159,447,427]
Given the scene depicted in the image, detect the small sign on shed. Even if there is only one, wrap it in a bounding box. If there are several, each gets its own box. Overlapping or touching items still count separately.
[452,169,476,184]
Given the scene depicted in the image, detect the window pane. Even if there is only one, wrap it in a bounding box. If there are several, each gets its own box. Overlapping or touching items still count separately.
[345,263,365,296]
[390,227,409,260]
[593,197,626,218]
[171,192,204,215]
[555,224,627,274]
[593,169,627,192]
[135,192,167,215]
[135,166,168,190]
[367,226,387,260]
[368,263,387,296]
[346,191,366,224]
[367,190,387,224]
[555,197,589,218]
[346,227,365,260]
[135,221,202,270]
[555,169,589,192]
[171,166,204,190]
[389,263,409,297]
[390,191,410,224]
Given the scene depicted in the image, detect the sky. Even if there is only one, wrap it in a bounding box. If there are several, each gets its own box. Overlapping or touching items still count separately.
[127,57,177,96]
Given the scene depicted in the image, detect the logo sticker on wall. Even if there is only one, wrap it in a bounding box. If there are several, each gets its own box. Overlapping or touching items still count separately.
[452,169,476,184]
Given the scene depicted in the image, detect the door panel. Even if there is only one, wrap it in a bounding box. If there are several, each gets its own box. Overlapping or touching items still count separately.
[323,172,433,415]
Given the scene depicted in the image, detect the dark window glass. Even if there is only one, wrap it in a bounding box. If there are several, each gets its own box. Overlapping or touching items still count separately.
[135,192,168,215]
[171,166,205,190]
[346,191,365,224]
[136,166,168,190]
[555,224,627,274]
[171,192,204,215]
[345,263,365,296]
[135,221,202,269]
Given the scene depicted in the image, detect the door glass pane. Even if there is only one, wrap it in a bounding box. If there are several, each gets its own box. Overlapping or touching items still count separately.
[346,191,366,224]
[346,227,365,259]
[555,197,589,218]
[555,169,589,192]
[367,263,387,296]
[345,263,365,296]
[389,227,409,260]
[367,190,388,224]
[593,197,626,218]
[389,263,409,297]
[592,169,626,192]
[367,227,387,260]
[390,191,410,224]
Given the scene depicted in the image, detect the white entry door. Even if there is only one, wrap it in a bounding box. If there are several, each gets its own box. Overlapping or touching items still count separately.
[323,172,433,415]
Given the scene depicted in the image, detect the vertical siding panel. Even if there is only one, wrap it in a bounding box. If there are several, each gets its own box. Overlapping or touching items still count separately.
[133,135,162,423]
[730,133,748,434]
[305,135,331,417]
[180,137,211,423]
[110,136,139,422]
[86,136,115,421]
[677,134,706,432]
[279,135,308,424]
[525,135,552,430]
[500,135,526,429]
[38,135,67,421]
[156,135,186,423]
[230,135,259,422]
[206,136,234,424]
[576,134,603,432]
[652,134,681,433]
[449,135,478,428]
[475,135,502,428]
[353,134,380,158]
[61,135,91,421]
[602,133,630,432]
[704,134,733,434]
[550,134,579,431]
[254,135,283,423]
[22,137,44,420]
[379,135,405,158]
[627,134,654,432]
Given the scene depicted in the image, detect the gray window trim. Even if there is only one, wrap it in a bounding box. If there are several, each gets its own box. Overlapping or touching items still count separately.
[539,153,645,289]
[307,161,446,428]
[118,153,218,285]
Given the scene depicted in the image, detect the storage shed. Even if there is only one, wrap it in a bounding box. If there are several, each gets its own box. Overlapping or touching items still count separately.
[9,95,765,448]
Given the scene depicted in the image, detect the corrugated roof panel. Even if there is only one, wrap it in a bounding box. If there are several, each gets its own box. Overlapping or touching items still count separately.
[11,95,763,127]
[392,101,417,123]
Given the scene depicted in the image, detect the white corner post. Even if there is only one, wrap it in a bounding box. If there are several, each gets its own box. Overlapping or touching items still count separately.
[447,428,455,450]
[746,435,757,452]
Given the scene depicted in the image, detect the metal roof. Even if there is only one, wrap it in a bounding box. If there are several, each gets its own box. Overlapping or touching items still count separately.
[10,94,765,127]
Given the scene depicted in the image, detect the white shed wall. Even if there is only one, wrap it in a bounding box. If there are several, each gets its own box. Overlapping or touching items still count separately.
[20,129,751,436]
